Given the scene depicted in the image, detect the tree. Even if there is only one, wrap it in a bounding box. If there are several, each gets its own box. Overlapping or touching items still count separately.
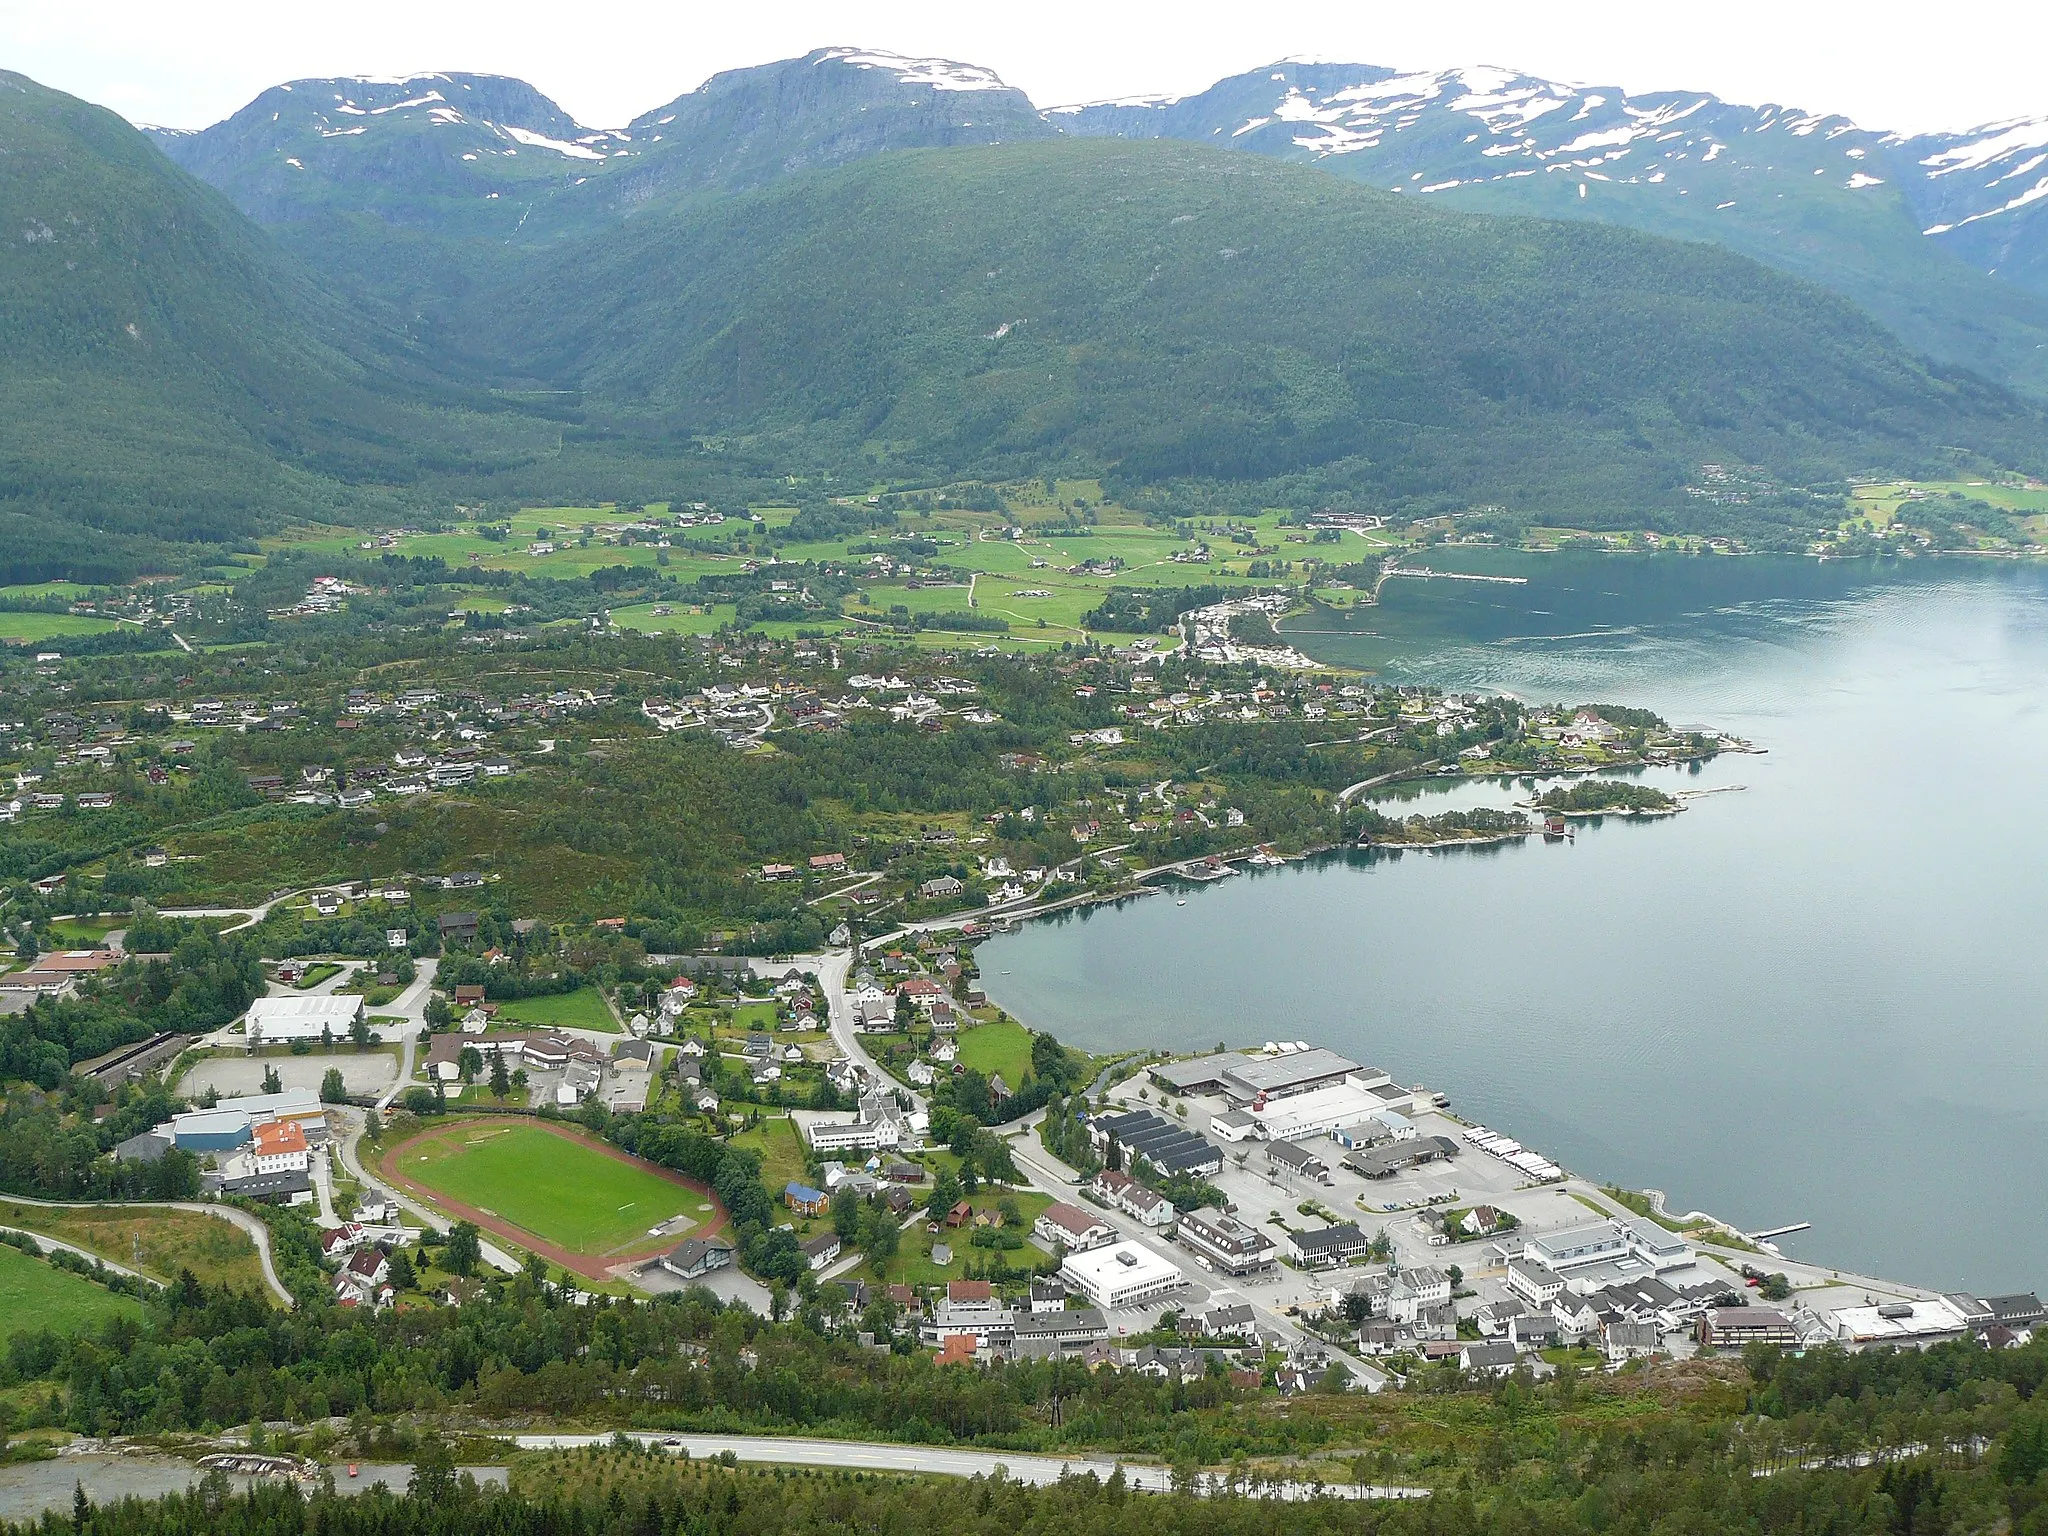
[445,1221,482,1278]
[458,1045,483,1085]
[320,1067,346,1104]
[349,1010,373,1051]
[489,1053,511,1100]
[408,1434,456,1502]
[261,1063,282,1095]
[831,1184,862,1242]
[928,1168,962,1217]
[387,1247,416,1290]
[857,1203,900,1265]
[424,994,452,1030]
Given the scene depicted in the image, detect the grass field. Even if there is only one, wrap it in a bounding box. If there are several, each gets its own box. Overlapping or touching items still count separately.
[493,987,620,1033]
[0,1243,145,1337]
[728,1115,808,1195]
[46,917,120,946]
[0,1202,272,1299]
[395,1121,704,1253]
[0,612,121,642]
[953,1020,1035,1086]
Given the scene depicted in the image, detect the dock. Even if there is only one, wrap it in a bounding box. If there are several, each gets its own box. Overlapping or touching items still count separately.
[1750,1222,1812,1240]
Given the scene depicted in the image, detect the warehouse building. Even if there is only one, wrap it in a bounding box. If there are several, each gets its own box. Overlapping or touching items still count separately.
[244,994,365,1045]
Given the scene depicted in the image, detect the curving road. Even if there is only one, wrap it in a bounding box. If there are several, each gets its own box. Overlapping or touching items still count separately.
[509,1431,1426,1500]
[0,1193,294,1307]
[332,1109,522,1276]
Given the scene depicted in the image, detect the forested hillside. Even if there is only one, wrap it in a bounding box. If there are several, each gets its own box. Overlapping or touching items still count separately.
[463,139,2046,521]
[0,73,557,580]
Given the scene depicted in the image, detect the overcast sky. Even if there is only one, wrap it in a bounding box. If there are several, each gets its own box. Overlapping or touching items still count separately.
[5,0,2042,137]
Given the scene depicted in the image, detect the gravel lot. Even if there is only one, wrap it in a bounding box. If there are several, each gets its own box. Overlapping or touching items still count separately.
[177,1052,398,1098]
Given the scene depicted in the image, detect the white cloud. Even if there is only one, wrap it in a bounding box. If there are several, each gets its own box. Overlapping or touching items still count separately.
[4,0,2044,139]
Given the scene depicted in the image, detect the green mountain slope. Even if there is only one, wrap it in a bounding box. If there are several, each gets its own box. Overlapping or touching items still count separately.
[0,72,559,579]
[465,139,2045,522]
[1058,63,2048,398]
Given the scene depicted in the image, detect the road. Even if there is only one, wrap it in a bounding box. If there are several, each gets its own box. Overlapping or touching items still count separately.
[0,1193,294,1307]
[155,888,306,934]
[0,1222,157,1285]
[508,1432,1425,1499]
[375,958,438,1110]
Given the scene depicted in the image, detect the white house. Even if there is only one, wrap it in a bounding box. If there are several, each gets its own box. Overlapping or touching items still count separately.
[1034,1201,1118,1252]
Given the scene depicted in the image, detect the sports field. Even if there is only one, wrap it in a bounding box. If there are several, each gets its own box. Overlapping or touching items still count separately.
[0,1243,145,1337]
[390,1120,708,1256]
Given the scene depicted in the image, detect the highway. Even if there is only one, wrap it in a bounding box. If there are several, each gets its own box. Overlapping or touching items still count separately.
[509,1432,1426,1499]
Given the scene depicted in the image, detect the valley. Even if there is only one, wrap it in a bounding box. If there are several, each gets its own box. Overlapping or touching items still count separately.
[0,29,2046,1536]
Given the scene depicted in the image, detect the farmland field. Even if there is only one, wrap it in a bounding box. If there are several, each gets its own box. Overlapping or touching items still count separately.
[0,1243,145,1337]
[387,1120,709,1255]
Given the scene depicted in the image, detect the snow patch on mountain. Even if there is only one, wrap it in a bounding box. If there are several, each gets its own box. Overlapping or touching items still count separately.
[502,124,606,160]
[817,48,1009,92]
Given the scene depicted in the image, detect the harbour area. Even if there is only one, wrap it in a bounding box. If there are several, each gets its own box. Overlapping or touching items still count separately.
[1058,1039,2042,1373]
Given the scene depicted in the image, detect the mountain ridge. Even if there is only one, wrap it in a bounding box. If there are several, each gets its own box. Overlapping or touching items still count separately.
[144,49,2048,396]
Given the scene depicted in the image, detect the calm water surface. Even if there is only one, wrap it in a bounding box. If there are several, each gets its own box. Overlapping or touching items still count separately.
[982,553,2048,1293]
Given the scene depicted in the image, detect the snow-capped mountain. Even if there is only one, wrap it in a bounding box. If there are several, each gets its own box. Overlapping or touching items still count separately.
[149,72,631,230]
[1052,62,2048,391]
[1901,117,2048,291]
[600,47,1052,207]
[1054,61,2048,291]
[145,50,2048,393]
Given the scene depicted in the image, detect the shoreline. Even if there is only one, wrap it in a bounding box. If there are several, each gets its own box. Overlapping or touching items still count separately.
[968,864,1956,1312]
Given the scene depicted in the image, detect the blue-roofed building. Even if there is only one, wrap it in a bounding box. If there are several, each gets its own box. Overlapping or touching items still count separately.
[784,1180,827,1216]
[168,1107,252,1152]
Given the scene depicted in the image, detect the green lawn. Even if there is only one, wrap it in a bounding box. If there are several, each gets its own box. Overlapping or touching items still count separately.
[46,917,120,946]
[493,986,619,1033]
[0,1243,145,1337]
[954,1020,1035,1086]
[862,1190,1057,1287]
[729,1115,808,1195]
[397,1122,702,1254]
[0,612,121,642]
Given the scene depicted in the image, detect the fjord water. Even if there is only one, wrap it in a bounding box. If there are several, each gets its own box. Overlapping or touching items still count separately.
[982,552,2048,1292]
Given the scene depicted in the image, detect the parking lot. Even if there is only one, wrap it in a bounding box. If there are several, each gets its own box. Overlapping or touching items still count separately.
[178,1050,399,1099]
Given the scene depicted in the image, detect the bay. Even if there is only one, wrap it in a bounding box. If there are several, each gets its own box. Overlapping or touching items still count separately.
[980,552,2048,1294]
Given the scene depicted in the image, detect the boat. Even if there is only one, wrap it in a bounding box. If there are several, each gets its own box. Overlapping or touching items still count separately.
[1176,898,1187,906]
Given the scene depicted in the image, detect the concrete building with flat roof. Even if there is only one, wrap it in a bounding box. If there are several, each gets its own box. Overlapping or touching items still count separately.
[1060,1242,1188,1310]
[1526,1216,1693,1277]
[1148,1052,1252,1096]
